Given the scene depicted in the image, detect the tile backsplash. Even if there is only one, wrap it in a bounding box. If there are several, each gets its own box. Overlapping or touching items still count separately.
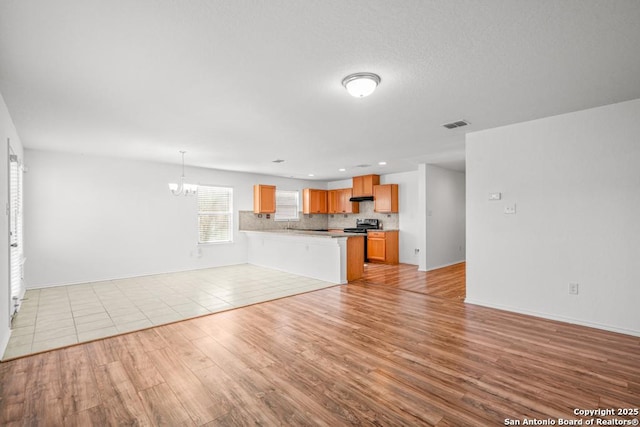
[239,211,328,231]
[239,201,399,231]
[327,201,399,230]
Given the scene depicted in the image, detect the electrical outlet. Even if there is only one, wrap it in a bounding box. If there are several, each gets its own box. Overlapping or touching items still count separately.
[568,283,579,295]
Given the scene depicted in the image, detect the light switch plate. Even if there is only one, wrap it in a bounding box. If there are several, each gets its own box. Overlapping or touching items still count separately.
[489,192,502,200]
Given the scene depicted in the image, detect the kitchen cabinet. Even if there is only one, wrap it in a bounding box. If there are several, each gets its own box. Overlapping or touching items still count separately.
[253,184,276,213]
[327,189,339,214]
[352,174,379,197]
[339,188,359,213]
[346,236,365,281]
[373,184,399,213]
[328,188,359,214]
[303,188,327,214]
[367,230,399,264]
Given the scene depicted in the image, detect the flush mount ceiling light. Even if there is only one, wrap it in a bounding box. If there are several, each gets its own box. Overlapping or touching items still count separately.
[342,72,381,98]
[168,151,198,196]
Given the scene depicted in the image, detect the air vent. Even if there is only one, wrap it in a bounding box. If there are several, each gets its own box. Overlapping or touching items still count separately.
[272,159,285,163]
[356,164,371,168]
[442,120,470,129]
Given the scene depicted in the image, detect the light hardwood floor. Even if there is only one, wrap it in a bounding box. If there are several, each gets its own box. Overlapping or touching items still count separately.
[1,263,638,426]
[359,261,466,299]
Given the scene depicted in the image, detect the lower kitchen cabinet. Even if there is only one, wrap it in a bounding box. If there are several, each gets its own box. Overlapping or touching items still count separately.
[367,230,399,264]
[346,236,365,281]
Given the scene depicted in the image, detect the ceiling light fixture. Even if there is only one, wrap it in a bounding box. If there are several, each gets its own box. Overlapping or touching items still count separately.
[342,72,381,98]
[339,168,346,172]
[168,151,198,196]
[378,161,387,166]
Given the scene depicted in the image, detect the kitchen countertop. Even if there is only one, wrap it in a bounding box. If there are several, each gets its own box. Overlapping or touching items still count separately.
[243,229,365,283]
[240,229,365,238]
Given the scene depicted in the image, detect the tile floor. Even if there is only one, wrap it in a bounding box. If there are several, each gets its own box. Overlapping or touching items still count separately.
[2,264,336,360]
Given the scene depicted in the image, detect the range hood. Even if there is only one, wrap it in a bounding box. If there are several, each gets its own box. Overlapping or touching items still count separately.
[349,195,374,202]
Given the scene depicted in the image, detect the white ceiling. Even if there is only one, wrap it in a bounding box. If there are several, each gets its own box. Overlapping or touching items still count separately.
[1,1,639,180]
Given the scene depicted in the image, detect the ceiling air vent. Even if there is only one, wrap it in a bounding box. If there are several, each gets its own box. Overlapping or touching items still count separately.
[442,120,470,129]
[272,159,285,163]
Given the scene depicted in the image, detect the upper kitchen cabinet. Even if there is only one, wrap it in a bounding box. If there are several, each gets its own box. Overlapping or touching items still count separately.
[374,184,399,213]
[327,189,339,214]
[352,174,380,197]
[303,188,328,214]
[253,184,276,213]
[328,188,359,214]
[339,188,359,213]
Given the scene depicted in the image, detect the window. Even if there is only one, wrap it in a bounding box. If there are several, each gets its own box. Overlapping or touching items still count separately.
[275,190,299,221]
[197,185,233,243]
[9,152,25,317]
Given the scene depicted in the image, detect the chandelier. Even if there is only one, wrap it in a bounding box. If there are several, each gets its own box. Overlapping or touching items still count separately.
[168,151,198,196]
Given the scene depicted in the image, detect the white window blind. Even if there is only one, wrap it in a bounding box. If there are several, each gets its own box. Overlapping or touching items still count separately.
[275,190,299,221]
[197,185,233,243]
[9,154,25,317]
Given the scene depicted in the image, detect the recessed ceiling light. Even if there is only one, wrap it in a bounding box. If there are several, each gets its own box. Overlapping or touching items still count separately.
[378,161,387,166]
[342,72,381,98]
[308,173,314,177]
[339,168,346,172]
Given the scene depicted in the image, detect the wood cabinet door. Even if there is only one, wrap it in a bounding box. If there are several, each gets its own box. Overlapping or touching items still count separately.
[313,190,327,213]
[340,188,359,213]
[373,184,398,213]
[327,190,339,214]
[253,185,276,213]
[352,176,364,197]
[352,175,380,197]
[367,237,386,261]
[362,175,379,196]
[304,189,327,214]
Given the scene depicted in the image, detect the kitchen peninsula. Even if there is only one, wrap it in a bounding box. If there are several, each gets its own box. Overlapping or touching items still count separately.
[242,230,364,284]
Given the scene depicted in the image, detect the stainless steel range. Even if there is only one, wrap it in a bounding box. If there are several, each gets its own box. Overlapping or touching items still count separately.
[344,219,380,262]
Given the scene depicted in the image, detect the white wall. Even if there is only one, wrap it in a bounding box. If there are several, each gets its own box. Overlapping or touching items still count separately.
[0,92,24,356]
[425,165,466,270]
[381,171,420,265]
[466,98,640,336]
[24,149,319,287]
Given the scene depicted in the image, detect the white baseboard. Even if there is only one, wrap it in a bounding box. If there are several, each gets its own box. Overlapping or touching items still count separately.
[464,298,640,337]
[426,259,465,271]
[0,327,10,361]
